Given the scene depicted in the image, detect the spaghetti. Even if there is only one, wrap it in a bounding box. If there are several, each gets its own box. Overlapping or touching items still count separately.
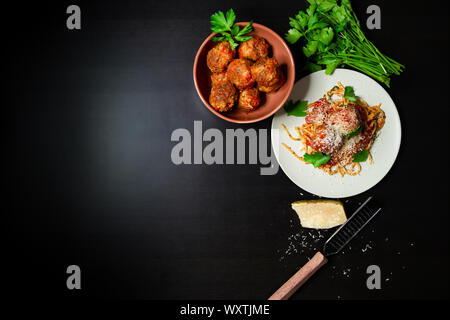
[281,82,385,177]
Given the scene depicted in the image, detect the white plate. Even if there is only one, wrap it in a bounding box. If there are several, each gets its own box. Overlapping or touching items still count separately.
[271,69,401,198]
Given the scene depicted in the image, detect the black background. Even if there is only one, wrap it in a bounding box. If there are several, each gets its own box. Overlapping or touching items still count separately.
[4,0,449,300]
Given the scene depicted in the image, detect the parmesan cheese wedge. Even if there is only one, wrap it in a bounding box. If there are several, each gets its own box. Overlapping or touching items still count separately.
[291,200,347,229]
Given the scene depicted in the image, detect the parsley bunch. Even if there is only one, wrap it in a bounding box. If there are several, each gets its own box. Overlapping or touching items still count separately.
[286,0,404,87]
[284,100,308,117]
[210,9,253,49]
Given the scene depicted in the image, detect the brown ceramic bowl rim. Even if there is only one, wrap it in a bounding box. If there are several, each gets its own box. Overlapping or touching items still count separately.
[193,22,295,124]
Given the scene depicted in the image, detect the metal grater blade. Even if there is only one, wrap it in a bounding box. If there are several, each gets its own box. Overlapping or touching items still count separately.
[323,196,381,256]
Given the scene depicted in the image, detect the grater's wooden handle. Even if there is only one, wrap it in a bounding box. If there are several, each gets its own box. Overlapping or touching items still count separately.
[268,251,328,300]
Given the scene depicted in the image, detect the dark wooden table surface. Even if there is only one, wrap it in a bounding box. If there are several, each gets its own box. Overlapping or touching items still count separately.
[5,0,449,299]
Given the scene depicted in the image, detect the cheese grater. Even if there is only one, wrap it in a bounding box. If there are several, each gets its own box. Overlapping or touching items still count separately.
[269,196,381,300]
[323,196,381,256]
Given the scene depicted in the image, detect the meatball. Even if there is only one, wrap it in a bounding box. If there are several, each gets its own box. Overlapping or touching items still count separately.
[251,57,282,88]
[308,125,344,155]
[207,42,236,73]
[238,37,269,61]
[226,59,255,90]
[210,71,227,86]
[238,88,261,111]
[305,98,333,124]
[257,71,285,93]
[209,80,237,112]
[327,105,361,134]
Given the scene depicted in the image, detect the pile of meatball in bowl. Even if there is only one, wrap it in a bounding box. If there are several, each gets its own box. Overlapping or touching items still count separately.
[207,37,286,113]
[193,22,295,123]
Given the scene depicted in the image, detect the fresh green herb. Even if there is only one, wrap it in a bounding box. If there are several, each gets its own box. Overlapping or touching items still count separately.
[284,100,308,117]
[285,0,404,87]
[285,28,303,44]
[210,9,253,49]
[344,86,357,102]
[347,125,362,138]
[304,61,323,73]
[352,149,369,162]
[304,152,331,168]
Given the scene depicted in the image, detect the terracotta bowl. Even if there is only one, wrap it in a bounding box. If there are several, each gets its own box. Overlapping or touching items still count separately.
[193,22,295,123]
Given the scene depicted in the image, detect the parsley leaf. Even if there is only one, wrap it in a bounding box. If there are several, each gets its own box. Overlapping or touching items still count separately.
[235,35,252,42]
[308,21,329,32]
[212,36,226,42]
[306,3,317,16]
[352,150,368,162]
[210,10,234,33]
[344,86,357,102]
[210,9,253,49]
[285,28,303,44]
[237,21,253,36]
[225,9,236,28]
[303,41,318,57]
[284,100,308,117]
[331,6,348,26]
[319,27,334,46]
[325,59,341,75]
[304,152,331,168]
[231,24,240,35]
[318,0,336,13]
[304,61,322,73]
[294,12,309,30]
[347,125,362,138]
[307,13,319,28]
[289,17,302,31]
